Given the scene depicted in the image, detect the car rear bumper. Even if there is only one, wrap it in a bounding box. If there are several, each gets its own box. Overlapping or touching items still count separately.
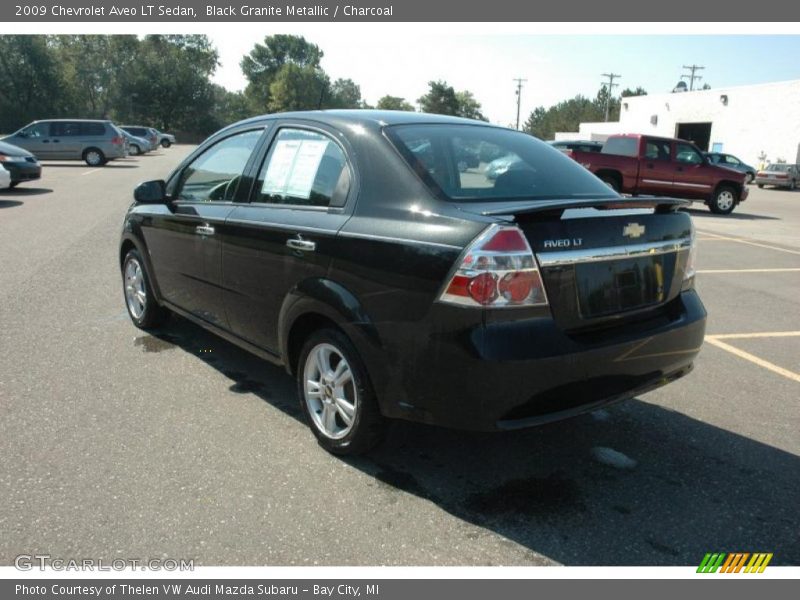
[374,290,706,431]
[4,161,42,183]
[755,177,792,187]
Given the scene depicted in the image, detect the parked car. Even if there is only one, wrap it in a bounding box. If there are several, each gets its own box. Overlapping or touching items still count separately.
[704,152,757,183]
[0,140,42,188]
[120,126,159,152]
[2,119,126,166]
[755,164,799,190]
[119,111,706,455]
[569,134,749,214]
[154,129,176,148]
[0,163,10,190]
[120,130,151,156]
[549,140,603,154]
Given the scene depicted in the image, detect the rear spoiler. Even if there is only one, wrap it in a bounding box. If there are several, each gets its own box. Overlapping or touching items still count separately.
[460,197,691,218]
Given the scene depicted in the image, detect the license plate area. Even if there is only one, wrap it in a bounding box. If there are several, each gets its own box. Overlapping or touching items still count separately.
[576,255,672,318]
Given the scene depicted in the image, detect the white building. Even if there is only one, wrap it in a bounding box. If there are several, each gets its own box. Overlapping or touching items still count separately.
[555,79,800,169]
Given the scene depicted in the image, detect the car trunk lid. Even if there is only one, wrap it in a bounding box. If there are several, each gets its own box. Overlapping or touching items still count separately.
[456,197,693,331]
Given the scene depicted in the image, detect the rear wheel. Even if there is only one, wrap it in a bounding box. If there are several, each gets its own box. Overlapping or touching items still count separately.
[297,328,385,455]
[757,184,764,189]
[122,249,168,329]
[83,148,106,166]
[160,139,171,149]
[129,144,141,156]
[710,185,737,214]
[598,173,620,192]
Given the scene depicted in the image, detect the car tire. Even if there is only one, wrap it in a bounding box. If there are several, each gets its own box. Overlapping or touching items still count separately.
[709,185,737,215]
[129,144,140,156]
[9,182,19,189]
[599,173,620,192]
[757,184,764,189]
[83,148,106,166]
[122,249,168,329]
[160,140,171,149]
[297,328,385,455]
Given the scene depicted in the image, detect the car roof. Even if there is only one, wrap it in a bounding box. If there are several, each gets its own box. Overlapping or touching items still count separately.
[33,118,111,123]
[231,109,505,131]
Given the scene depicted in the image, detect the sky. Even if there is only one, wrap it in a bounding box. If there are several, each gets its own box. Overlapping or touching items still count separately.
[208,33,800,127]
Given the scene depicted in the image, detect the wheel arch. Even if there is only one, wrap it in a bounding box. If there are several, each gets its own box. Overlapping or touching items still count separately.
[119,231,164,303]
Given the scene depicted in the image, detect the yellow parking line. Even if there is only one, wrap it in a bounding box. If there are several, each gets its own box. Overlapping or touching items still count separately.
[705,337,800,384]
[697,268,800,274]
[708,331,800,340]
[696,230,800,256]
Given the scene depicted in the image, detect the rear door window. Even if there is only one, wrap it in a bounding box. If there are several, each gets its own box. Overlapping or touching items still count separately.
[80,122,106,136]
[254,128,350,208]
[643,139,671,161]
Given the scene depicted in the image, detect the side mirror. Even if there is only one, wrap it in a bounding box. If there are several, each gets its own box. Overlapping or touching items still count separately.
[134,180,167,204]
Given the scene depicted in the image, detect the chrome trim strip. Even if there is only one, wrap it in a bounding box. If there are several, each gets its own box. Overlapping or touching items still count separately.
[225,218,338,235]
[338,231,462,250]
[673,181,712,188]
[537,237,691,267]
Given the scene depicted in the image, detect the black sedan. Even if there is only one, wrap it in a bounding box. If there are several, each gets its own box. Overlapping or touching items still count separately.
[0,140,42,187]
[119,110,706,455]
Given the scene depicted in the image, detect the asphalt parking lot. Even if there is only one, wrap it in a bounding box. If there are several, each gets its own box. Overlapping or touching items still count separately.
[0,148,797,566]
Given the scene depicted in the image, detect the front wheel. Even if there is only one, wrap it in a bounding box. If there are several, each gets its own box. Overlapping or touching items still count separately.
[709,185,737,215]
[129,144,141,156]
[297,328,385,455]
[122,249,168,329]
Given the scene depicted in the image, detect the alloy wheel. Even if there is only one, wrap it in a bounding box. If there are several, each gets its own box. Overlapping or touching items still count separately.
[124,258,147,319]
[303,343,357,440]
[716,190,734,211]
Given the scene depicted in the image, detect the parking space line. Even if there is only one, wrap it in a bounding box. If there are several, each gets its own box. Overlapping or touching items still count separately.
[697,268,800,274]
[696,230,800,256]
[81,169,102,176]
[705,336,800,384]
[708,331,800,340]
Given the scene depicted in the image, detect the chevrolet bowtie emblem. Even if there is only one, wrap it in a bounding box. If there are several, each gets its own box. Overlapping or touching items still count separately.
[623,223,646,238]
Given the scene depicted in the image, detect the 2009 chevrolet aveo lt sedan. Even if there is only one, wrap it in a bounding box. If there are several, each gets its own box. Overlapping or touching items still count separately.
[119,110,707,455]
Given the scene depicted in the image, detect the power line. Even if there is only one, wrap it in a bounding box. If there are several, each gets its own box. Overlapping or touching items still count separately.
[601,72,621,122]
[681,64,705,91]
[513,78,527,130]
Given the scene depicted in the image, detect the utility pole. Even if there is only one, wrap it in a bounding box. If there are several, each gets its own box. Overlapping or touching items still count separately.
[513,78,527,130]
[601,73,621,122]
[681,64,705,91]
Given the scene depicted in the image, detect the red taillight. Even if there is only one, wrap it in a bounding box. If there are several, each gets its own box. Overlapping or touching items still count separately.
[439,225,548,308]
[111,136,123,145]
[775,173,788,179]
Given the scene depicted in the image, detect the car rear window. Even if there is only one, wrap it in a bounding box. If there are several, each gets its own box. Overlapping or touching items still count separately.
[601,137,639,157]
[386,124,615,202]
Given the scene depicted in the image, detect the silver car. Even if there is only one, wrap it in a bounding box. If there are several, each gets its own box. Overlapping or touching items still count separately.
[755,164,799,190]
[2,119,127,166]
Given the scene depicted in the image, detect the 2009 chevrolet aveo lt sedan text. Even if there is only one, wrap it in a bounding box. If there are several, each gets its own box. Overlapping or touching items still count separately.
[119,111,707,455]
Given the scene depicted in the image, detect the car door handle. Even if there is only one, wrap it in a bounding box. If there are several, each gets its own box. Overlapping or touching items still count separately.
[286,237,316,252]
[195,224,215,236]
[42,140,50,143]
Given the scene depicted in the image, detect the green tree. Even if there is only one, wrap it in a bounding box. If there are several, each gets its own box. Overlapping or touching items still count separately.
[326,78,362,109]
[268,63,330,113]
[116,35,219,132]
[523,95,602,140]
[621,86,647,97]
[376,95,414,111]
[0,36,70,132]
[418,80,486,119]
[241,35,323,112]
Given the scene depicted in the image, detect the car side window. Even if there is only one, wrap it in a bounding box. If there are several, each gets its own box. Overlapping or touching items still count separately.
[176,129,263,203]
[675,143,703,165]
[51,122,82,137]
[23,123,49,138]
[81,122,106,136]
[644,139,671,161]
[255,128,349,208]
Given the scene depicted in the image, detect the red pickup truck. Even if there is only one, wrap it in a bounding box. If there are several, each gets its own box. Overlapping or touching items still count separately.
[569,134,748,214]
